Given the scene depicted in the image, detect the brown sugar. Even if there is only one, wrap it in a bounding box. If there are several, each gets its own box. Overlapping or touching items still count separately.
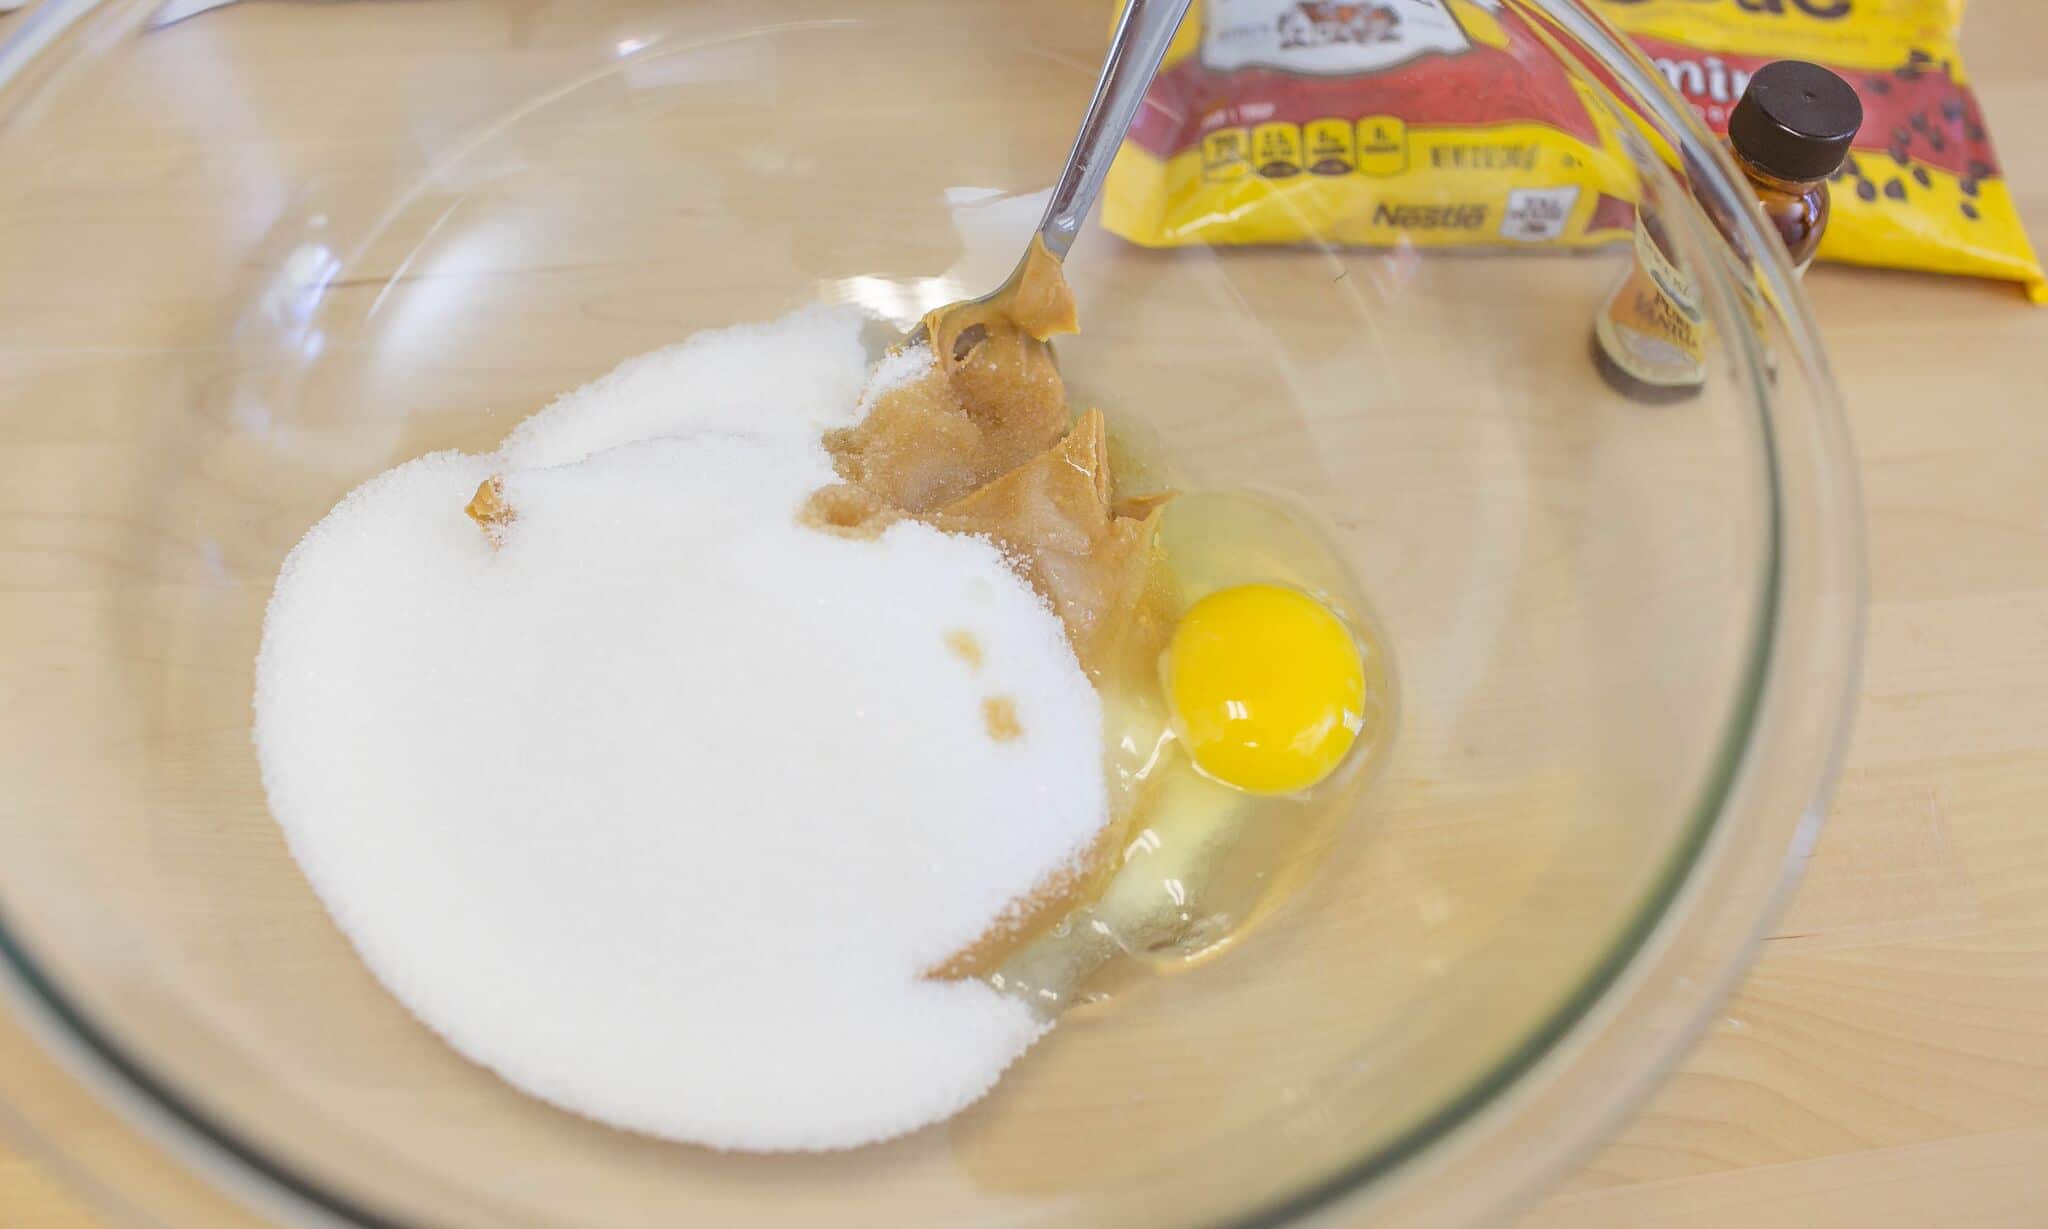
[930,409,1173,684]
[981,696,1023,742]
[465,475,515,543]
[946,630,984,671]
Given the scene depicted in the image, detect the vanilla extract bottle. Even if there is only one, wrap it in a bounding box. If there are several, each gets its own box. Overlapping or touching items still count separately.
[1593,60,1864,403]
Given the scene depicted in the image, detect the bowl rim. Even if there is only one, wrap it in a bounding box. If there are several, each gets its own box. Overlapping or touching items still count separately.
[0,1,1865,1226]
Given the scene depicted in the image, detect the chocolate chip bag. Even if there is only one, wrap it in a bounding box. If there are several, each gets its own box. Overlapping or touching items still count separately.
[1099,0,2046,303]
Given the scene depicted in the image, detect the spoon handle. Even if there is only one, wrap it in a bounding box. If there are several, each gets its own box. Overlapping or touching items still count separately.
[1036,0,1195,261]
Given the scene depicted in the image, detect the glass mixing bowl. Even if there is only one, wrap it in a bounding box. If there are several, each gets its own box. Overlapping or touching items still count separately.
[0,1,1861,1225]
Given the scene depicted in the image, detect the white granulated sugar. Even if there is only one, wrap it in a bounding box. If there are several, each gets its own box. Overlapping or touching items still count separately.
[859,338,935,409]
[254,309,1107,1151]
[501,305,874,470]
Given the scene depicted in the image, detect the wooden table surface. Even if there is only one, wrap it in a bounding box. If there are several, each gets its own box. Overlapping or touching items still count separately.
[1,2,2045,1227]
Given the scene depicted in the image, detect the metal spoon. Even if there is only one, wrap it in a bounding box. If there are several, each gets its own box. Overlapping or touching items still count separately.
[1037,0,1193,262]
[927,0,1192,334]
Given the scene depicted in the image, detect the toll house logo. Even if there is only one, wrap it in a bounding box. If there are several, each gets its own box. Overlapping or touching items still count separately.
[1204,0,1480,75]
[1276,2,1401,50]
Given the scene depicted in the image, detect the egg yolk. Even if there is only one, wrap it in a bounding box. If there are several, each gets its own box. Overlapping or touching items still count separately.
[1163,583,1366,796]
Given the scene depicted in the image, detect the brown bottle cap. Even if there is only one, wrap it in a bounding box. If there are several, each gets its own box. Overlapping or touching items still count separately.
[1729,61,1864,182]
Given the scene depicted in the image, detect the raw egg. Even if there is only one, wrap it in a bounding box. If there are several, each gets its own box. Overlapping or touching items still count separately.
[1163,583,1366,796]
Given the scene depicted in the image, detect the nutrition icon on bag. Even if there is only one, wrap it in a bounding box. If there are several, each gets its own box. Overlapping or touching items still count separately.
[1254,122,1305,177]
[1304,118,1357,175]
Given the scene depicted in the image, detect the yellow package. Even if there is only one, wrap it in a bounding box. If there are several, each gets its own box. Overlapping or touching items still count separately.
[1101,0,2045,303]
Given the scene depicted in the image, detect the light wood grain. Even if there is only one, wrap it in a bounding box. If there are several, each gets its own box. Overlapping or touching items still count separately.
[1,1,2045,1227]
[1516,3,2048,1224]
